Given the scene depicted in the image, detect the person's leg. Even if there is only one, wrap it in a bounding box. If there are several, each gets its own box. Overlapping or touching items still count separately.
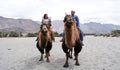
[60,32,65,42]
[79,29,84,46]
[80,29,83,41]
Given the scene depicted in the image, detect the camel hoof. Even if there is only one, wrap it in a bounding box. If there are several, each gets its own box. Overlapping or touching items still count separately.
[75,63,80,66]
[63,64,69,68]
[39,59,43,61]
[46,59,50,63]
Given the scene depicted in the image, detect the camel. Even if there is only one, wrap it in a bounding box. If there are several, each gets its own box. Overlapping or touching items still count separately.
[36,24,54,62]
[62,14,82,67]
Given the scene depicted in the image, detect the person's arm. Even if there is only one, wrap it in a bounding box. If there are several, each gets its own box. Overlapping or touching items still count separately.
[48,18,52,26]
[75,16,80,28]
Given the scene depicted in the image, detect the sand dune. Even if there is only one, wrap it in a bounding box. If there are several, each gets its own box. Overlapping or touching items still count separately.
[0,36,120,70]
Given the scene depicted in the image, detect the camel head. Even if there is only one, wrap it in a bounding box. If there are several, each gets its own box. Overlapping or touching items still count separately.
[40,24,48,34]
[63,15,74,28]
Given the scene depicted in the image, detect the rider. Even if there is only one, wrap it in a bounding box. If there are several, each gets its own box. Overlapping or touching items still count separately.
[37,14,55,41]
[71,10,83,42]
[41,14,51,26]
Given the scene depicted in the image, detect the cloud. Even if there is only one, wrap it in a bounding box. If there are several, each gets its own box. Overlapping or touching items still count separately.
[0,0,120,25]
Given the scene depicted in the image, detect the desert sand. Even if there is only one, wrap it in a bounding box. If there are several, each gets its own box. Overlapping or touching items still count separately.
[0,36,120,70]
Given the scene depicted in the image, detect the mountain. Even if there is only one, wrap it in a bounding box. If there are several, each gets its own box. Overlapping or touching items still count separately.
[0,16,120,34]
[0,16,40,33]
[82,22,120,34]
[52,21,120,34]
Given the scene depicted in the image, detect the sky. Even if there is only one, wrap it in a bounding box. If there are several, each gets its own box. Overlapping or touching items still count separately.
[0,0,120,25]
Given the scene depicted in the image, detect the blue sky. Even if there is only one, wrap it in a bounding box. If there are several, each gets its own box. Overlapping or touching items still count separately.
[0,0,120,25]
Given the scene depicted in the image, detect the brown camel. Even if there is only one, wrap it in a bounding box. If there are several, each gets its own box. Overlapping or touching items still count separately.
[36,24,54,62]
[62,14,82,67]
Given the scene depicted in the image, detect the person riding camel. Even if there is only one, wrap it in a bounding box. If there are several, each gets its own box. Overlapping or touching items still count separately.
[71,10,83,42]
[60,10,84,45]
[37,14,55,41]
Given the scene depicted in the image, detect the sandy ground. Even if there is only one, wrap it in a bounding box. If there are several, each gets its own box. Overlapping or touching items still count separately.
[0,36,120,70]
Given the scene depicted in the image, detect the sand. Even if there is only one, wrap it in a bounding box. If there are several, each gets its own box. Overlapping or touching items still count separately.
[0,36,120,70]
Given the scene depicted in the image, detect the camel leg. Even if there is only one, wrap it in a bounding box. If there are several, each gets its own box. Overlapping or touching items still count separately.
[74,44,82,66]
[74,53,80,66]
[36,42,44,61]
[45,41,52,62]
[62,42,69,67]
[46,53,50,62]
[74,53,77,60]
[69,48,73,59]
[63,53,69,67]
[39,53,43,61]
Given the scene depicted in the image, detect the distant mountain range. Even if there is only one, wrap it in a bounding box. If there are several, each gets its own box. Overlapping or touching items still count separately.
[0,16,120,34]
[52,20,120,34]
[0,16,40,33]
